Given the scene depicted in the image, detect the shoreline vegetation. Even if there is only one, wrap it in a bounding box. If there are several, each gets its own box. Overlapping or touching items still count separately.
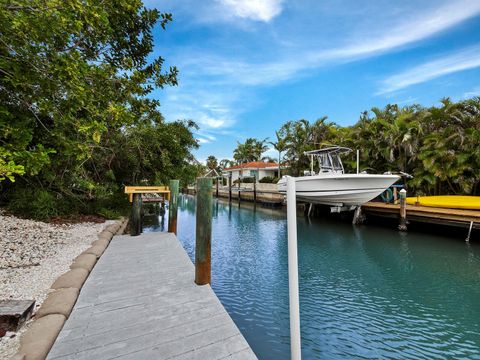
[1,2,479,223]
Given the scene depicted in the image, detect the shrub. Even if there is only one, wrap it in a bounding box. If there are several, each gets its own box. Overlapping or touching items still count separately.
[8,188,68,220]
[259,176,279,183]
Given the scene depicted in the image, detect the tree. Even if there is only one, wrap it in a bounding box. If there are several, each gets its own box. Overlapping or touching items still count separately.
[219,159,233,170]
[206,156,218,171]
[268,130,287,176]
[0,1,201,218]
[233,138,268,164]
[275,99,480,195]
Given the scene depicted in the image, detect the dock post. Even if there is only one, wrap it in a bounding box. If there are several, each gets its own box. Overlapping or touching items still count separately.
[195,177,212,285]
[253,175,257,204]
[238,177,241,203]
[168,179,180,235]
[131,193,142,236]
[216,177,219,197]
[228,173,232,202]
[286,176,302,360]
[398,189,407,231]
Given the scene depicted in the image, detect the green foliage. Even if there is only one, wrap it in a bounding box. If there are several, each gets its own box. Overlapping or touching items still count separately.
[0,1,200,218]
[233,138,269,164]
[259,176,279,183]
[206,155,218,171]
[8,188,64,220]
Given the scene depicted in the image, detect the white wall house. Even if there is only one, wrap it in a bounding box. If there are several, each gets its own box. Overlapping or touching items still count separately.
[222,161,281,182]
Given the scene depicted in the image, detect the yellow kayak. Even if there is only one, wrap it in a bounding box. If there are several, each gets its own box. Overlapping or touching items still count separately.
[406,196,480,210]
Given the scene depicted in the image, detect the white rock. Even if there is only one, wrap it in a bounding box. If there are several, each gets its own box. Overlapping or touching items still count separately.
[0,209,115,358]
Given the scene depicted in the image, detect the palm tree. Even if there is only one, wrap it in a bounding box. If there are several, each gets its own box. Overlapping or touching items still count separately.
[233,138,269,164]
[219,159,233,170]
[268,130,287,177]
[206,155,218,171]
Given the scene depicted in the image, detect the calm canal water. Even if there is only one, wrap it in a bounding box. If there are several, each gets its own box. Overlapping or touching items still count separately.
[143,195,480,359]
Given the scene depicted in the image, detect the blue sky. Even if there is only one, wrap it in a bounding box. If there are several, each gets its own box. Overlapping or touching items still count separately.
[147,0,480,162]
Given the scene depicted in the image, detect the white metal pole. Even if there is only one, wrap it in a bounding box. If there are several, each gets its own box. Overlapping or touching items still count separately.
[356,149,360,174]
[286,176,301,360]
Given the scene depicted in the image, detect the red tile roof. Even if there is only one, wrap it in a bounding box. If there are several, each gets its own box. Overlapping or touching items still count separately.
[224,161,279,171]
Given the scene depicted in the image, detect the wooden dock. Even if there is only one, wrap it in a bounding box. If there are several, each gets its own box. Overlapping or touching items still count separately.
[47,232,257,360]
[362,202,480,229]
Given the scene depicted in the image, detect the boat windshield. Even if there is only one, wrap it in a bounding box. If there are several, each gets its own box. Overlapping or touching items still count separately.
[319,153,344,173]
[305,146,350,175]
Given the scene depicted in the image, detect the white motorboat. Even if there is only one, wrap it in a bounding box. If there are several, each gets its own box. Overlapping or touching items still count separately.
[277,146,399,207]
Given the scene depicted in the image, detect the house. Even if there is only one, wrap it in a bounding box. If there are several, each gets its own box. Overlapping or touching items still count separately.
[222,161,282,182]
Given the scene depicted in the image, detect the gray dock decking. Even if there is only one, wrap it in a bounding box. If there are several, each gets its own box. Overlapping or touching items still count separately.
[47,232,257,360]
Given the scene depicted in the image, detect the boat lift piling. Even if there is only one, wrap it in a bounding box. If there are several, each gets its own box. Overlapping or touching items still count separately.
[195,177,213,285]
[398,189,408,231]
[286,176,302,360]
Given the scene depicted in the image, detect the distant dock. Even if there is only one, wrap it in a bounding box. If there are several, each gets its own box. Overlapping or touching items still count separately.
[362,202,480,231]
[185,185,284,206]
[47,232,257,360]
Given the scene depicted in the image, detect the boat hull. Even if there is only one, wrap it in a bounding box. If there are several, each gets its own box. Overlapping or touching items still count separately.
[277,174,400,206]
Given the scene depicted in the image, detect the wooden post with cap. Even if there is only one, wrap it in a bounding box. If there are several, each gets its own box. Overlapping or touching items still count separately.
[168,180,179,234]
[195,177,213,285]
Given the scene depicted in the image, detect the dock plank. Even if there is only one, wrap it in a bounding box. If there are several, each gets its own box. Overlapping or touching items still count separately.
[47,232,257,360]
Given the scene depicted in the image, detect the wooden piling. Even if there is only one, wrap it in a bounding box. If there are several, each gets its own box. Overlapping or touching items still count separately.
[238,176,241,203]
[168,180,180,235]
[131,193,142,236]
[195,177,212,285]
[228,174,232,202]
[216,177,219,197]
[253,175,257,203]
[398,189,407,231]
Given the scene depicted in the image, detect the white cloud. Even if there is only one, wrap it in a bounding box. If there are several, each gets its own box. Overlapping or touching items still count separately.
[157,0,480,149]
[329,0,480,59]
[217,0,284,22]
[175,0,480,87]
[197,137,211,144]
[464,86,480,99]
[378,45,480,94]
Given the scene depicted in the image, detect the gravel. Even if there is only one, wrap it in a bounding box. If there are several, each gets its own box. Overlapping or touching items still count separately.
[0,209,113,359]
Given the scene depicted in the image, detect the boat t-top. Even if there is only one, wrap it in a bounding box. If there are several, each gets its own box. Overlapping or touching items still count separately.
[277,146,399,209]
